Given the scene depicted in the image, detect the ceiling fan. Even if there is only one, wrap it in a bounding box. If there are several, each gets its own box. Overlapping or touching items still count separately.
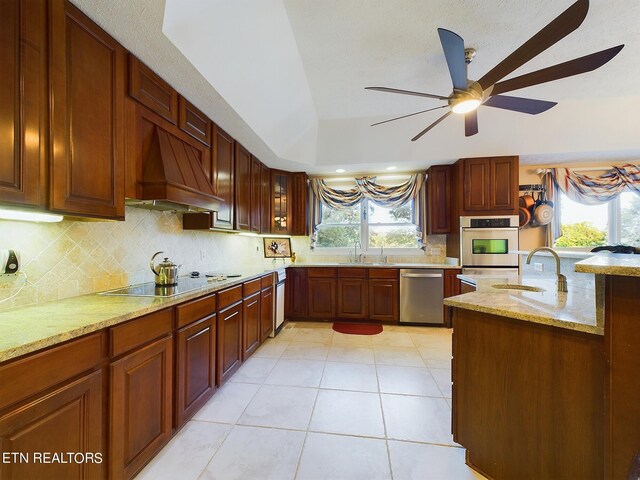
[365,0,624,141]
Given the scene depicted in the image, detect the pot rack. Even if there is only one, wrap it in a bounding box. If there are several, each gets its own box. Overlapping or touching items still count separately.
[519,184,546,192]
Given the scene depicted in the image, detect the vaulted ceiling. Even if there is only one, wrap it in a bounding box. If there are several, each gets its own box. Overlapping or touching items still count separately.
[74,0,640,174]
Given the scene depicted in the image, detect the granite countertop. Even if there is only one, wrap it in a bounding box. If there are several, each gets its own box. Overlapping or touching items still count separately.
[0,267,281,363]
[289,262,461,269]
[446,274,602,335]
[514,249,596,259]
[575,254,640,277]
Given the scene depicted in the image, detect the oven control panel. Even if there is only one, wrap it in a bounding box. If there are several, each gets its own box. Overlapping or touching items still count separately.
[460,215,519,229]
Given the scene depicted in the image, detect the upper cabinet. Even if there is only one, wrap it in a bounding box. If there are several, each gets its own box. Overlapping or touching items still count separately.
[0,0,47,210]
[128,54,178,124]
[49,0,126,219]
[459,156,518,215]
[260,163,271,234]
[427,165,453,234]
[234,143,251,231]
[250,156,262,233]
[271,170,289,234]
[178,96,212,148]
[212,125,235,229]
[290,172,308,236]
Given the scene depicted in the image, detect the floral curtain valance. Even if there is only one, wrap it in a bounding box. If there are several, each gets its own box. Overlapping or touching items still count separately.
[310,174,425,210]
[551,164,640,205]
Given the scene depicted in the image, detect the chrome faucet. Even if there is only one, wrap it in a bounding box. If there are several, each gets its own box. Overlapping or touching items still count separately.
[380,246,388,264]
[353,241,362,263]
[526,247,568,293]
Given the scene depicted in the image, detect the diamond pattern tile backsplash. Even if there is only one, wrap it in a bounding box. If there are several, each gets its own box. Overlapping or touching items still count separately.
[0,207,446,311]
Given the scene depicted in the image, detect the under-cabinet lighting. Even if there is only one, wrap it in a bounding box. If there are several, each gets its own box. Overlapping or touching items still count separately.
[236,231,260,237]
[0,209,63,223]
[335,169,346,173]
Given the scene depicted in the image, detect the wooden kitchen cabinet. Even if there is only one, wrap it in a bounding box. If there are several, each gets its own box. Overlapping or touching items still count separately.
[271,170,289,234]
[251,156,262,233]
[307,269,337,319]
[443,269,462,327]
[234,143,251,231]
[217,298,243,386]
[242,292,261,360]
[0,371,104,480]
[129,54,178,124]
[336,269,367,320]
[0,0,47,210]
[426,165,453,234]
[285,267,308,319]
[178,96,212,147]
[368,269,399,322]
[175,312,217,428]
[290,172,308,236]
[458,156,518,215]
[212,125,235,229]
[260,163,272,234]
[110,335,173,480]
[605,275,640,479]
[50,0,126,219]
[453,308,604,479]
[261,282,275,342]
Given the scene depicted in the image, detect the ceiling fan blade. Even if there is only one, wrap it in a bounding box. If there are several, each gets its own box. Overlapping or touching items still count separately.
[371,105,448,127]
[490,44,624,95]
[365,86,448,100]
[483,95,557,114]
[465,110,479,136]
[411,111,452,141]
[477,0,589,90]
[437,28,468,90]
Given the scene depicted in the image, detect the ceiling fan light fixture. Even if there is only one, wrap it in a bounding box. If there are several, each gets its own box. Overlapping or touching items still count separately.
[451,97,481,114]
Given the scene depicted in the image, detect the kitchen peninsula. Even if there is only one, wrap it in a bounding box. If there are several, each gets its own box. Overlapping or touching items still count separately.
[445,254,640,479]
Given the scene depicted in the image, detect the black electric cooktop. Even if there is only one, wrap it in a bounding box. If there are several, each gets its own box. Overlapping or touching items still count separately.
[99,272,242,298]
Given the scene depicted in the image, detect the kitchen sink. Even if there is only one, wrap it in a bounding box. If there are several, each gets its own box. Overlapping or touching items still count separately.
[491,284,544,292]
[338,262,395,266]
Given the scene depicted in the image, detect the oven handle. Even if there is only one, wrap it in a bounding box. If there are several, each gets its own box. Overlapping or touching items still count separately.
[400,273,443,278]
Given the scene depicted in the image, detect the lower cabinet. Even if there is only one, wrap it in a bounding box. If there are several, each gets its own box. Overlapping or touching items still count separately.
[242,292,261,360]
[217,302,243,385]
[285,267,308,319]
[0,370,104,480]
[175,314,216,428]
[308,277,337,319]
[261,286,274,342]
[368,278,399,322]
[110,336,173,480]
[336,278,367,320]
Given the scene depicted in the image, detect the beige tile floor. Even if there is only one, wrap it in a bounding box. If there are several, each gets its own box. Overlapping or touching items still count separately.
[136,322,486,480]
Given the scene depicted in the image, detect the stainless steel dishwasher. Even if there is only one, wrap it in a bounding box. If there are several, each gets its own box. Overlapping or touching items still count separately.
[399,269,444,324]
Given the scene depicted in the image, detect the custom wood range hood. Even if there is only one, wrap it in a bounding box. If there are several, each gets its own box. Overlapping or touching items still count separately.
[125,101,222,213]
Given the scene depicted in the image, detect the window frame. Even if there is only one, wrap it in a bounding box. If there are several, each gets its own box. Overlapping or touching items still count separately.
[313,198,423,256]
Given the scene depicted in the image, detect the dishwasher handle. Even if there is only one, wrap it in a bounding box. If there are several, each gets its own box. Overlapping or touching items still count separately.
[400,272,443,278]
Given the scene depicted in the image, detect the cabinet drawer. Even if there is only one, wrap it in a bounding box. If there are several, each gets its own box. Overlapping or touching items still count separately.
[307,268,337,278]
[176,294,217,329]
[128,54,178,124]
[261,274,274,289]
[368,268,399,279]
[110,308,173,358]
[338,268,367,278]
[243,278,262,297]
[0,332,105,411]
[218,285,242,309]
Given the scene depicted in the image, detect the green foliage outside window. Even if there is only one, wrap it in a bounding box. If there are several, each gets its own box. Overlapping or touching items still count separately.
[555,222,607,247]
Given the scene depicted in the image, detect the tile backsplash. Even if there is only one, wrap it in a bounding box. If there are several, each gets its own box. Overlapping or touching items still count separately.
[0,207,276,310]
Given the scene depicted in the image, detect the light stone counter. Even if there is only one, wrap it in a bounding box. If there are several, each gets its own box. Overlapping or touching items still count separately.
[446,274,602,335]
[575,254,640,277]
[0,268,281,363]
[289,262,461,269]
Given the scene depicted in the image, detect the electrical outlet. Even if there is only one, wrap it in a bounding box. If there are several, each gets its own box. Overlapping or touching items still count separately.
[534,262,544,272]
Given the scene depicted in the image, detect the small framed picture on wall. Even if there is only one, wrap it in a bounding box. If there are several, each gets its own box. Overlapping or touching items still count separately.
[263,238,292,258]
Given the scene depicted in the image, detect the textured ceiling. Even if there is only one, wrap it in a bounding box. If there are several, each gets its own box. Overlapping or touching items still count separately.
[72,0,640,174]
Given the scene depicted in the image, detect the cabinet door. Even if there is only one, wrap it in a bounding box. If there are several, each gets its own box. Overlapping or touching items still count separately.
[0,371,103,480]
[368,279,399,322]
[443,269,462,327]
[261,286,274,342]
[0,0,47,209]
[290,172,308,236]
[250,156,262,232]
[243,292,261,359]
[110,336,173,480]
[271,171,289,234]
[308,278,336,319]
[175,314,216,428]
[50,1,125,219]
[234,143,251,231]
[260,163,271,234]
[217,302,243,385]
[462,158,490,213]
[285,268,308,318]
[427,165,453,234]
[129,55,178,124]
[337,278,367,320]
[489,156,518,213]
[178,96,211,147]
[212,125,234,229]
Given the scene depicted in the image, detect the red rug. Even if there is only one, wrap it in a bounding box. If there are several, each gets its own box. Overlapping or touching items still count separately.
[332,322,383,335]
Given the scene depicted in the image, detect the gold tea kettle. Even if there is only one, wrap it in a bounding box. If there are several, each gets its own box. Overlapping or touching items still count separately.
[150,251,180,286]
